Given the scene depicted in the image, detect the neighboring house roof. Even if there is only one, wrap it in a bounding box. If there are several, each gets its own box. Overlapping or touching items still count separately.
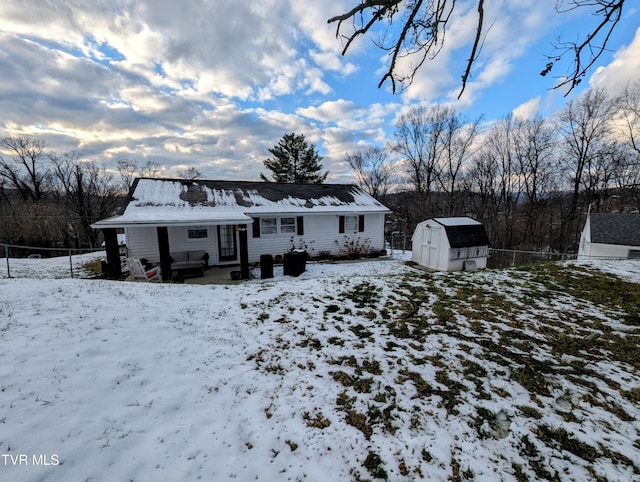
[433,217,490,249]
[589,213,640,246]
[92,178,389,228]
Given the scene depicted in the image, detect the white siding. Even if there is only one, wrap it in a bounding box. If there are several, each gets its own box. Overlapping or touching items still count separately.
[248,213,385,262]
[167,225,218,265]
[125,227,160,262]
[584,243,638,259]
[125,213,386,266]
[412,218,489,271]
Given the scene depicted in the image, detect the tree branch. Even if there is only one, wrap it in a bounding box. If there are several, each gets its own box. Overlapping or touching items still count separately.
[459,0,485,99]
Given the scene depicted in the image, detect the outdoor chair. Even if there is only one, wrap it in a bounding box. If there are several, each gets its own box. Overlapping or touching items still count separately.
[127,257,161,282]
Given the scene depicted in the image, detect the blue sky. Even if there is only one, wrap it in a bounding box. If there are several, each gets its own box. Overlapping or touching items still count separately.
[1,0,639,183]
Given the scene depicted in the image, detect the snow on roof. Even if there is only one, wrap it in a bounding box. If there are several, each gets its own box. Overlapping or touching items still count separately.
[433,217,481,226]
[93,178,389,228]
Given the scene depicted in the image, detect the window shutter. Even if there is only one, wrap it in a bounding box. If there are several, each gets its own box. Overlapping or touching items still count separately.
[338,216,345,234]
[358,215,365,232]
[296,216,304,235]
[252,218,260,238]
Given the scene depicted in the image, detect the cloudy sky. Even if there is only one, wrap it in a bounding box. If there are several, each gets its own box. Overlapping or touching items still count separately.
[1,0,639,183]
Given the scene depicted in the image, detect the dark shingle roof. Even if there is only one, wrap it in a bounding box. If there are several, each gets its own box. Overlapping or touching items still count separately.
[590,213,640,246]
[443,225,490,248]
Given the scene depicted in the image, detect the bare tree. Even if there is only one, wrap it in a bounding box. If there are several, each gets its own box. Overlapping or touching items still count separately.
[436,111,482,215]
[557,87,616,249]
[617,81,640,155]
[117,159,165,193]
[512,116,560,248]
[466,150,500,245]
[176,166,204,180]
[140,160,163,178]
[476,115,524,248]
[329,0,626,96]
[542,1,625,93]
[393,105,447,217]
[345,146,396,203]
[0,136,50,202]
[51,152,119,247]
[117,159,138,193]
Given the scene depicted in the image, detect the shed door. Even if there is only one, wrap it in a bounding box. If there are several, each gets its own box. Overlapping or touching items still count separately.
[421,226,439,269]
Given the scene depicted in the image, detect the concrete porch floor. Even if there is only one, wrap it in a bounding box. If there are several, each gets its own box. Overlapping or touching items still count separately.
[180,265,249,285]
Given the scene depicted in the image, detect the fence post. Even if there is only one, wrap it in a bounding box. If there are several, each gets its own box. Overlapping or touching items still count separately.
[4,245,10,278]
[69,249,74,278]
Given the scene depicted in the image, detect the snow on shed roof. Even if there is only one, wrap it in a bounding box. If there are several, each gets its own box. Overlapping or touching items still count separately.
[93,178,389,228]
[432,217,481,227]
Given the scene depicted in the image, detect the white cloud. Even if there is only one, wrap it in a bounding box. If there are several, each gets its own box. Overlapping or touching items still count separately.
[589,26,640,94]
[512,97,541,120]
[0,0,637,184]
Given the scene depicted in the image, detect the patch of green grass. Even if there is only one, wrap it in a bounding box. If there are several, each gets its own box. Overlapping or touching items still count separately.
[325,304,340,313]
[345,410,372,440]
[350,323,373,339]
[353,377,374,393]
[622,387,640,403]
[519,435,558,481]
[536,424,599,462]
[342,281,382,309]
[359,359,383,375]
[363,451,387,480]
[396,369,432,397]
[517,405,542,420]
[303,410,331,429]
[332,370,354,387]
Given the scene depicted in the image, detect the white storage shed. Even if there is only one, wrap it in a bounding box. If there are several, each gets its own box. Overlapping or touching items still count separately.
[411,217,490,272]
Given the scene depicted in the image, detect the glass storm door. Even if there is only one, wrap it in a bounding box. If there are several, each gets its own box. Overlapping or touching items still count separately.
[217,225,238,262]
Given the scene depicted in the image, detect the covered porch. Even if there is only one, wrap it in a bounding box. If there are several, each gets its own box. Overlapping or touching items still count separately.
[92,211,254,282]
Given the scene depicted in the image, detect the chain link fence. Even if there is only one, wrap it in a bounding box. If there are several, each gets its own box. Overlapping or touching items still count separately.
[487,249,579,268]
[386,233,412,256]
[1,243,106,279]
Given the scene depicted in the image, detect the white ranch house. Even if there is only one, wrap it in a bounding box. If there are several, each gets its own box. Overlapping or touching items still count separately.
[92,178,390,280]
[411,217,490,272]
[578,213,640,260]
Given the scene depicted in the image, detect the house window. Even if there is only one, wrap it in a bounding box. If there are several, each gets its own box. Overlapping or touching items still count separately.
[259,217,298,235]
[280,217,296,234]
[260,218,278,235]
[344,215,358,233]
[187,225,208,239]
[339,215,365,233]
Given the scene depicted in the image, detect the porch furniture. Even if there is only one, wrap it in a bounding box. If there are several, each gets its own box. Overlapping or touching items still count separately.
[170,250,208,278]
[128,257,161,282]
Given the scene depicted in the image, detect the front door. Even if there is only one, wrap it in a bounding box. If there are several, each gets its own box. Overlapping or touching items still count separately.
[217,225,238,262]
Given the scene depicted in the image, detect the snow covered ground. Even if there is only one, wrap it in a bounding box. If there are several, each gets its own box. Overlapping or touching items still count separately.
[1,253,639,481]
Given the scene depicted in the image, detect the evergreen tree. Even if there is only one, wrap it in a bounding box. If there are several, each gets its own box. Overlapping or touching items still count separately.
[260,133,328,183]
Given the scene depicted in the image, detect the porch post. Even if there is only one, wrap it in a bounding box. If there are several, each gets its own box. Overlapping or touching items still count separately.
[238,224,250,279]
[103,228,122,279]
[156,226,171,282]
